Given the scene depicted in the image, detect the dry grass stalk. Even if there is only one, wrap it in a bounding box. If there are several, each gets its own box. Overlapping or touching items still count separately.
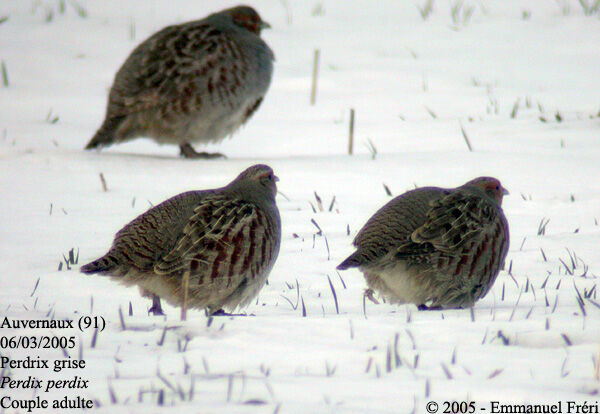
[348,108,355,155]
[310,49,320,105]
[181,271,190,321]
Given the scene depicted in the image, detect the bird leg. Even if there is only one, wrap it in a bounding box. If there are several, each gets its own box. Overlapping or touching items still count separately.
[148,295,165,316]
[179,143,226,159]
[181,271,190,321]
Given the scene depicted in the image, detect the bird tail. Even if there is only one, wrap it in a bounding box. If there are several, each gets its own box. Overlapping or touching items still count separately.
[85,115,125,150]
[80,254,119,275]
[336,252,362,270]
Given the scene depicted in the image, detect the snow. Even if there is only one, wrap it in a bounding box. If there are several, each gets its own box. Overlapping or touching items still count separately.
[1,0,599,412]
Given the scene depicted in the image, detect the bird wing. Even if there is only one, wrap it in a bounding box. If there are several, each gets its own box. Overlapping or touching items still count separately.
[109,22,248,115]
[348,187,445,266]
[154,195,273,287]
[409,190,502,255]
[109,191,207,272]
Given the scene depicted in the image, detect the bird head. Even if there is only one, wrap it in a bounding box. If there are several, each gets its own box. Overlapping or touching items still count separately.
[224,6,271,35]
[233,164,279,201]
[465,177,509,205]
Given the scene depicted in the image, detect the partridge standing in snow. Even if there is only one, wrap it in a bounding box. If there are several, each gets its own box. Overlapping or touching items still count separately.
[85,6,274,158]
[81,165,281,316]
[337,177,509,309]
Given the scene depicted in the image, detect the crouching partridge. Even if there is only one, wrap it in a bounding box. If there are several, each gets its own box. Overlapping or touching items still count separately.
[81,165,281,316]
[337,177,509,309]
[85,6,274,158]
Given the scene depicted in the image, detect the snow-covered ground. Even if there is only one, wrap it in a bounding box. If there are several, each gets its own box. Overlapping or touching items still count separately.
[1,0,599,412]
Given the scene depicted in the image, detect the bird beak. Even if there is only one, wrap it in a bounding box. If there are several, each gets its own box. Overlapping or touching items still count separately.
[502,187,510,196]
[260,21,271,30]
[274,175,280,182]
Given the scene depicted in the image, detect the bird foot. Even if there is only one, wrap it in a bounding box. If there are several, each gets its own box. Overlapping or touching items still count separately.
[208,309,249,317]
[148,295,166,316]
[417,304,442,311]
[148,305,165,316]
[179,144,227,159]
[364,289,380,305]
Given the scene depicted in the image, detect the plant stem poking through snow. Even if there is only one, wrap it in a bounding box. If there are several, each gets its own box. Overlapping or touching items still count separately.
[595,345,600,381]
[181,270,190,321]
[460,122,473,152]
[30,277,40,296]
[310,49,319,105]
[59,248,78,270]
[327,274,339,314]
[314,191,323,211]
[328,195,336,212]
[511,98,520,118]
[365,138,377,160]
[451,0,475,28]
[417,0,435,20]
[537,217,550,235]
[118,306,126,330]
[90,327,98,348]
[45,109,59,124]
[129,17,136,40]
[348,108,355,155]
[68,0,88,18]
[301,295,307,317]
[425,106,437,118]
[578,0,600,16]
[99,172,107,192]
[1,61,8,87]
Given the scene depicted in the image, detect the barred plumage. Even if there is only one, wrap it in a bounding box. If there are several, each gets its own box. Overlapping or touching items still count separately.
[337,177,509,309]
[81,164,281,315]
[85,6,273,159]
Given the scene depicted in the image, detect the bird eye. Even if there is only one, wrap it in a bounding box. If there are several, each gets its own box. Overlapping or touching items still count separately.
[495,185,499,190]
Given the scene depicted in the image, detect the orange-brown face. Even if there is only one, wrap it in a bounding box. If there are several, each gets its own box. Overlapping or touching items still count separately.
[236,164,279,197]
[227,6,270,35]
[467,177,509,205]
[255,169,278,186]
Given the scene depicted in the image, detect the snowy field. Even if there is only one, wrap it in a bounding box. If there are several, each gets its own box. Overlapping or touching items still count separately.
[1,0,600,412]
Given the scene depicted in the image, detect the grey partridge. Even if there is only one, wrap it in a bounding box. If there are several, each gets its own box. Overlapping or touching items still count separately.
[85,6,274,158]
[81,165,281,315]
[337,177,509,309]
